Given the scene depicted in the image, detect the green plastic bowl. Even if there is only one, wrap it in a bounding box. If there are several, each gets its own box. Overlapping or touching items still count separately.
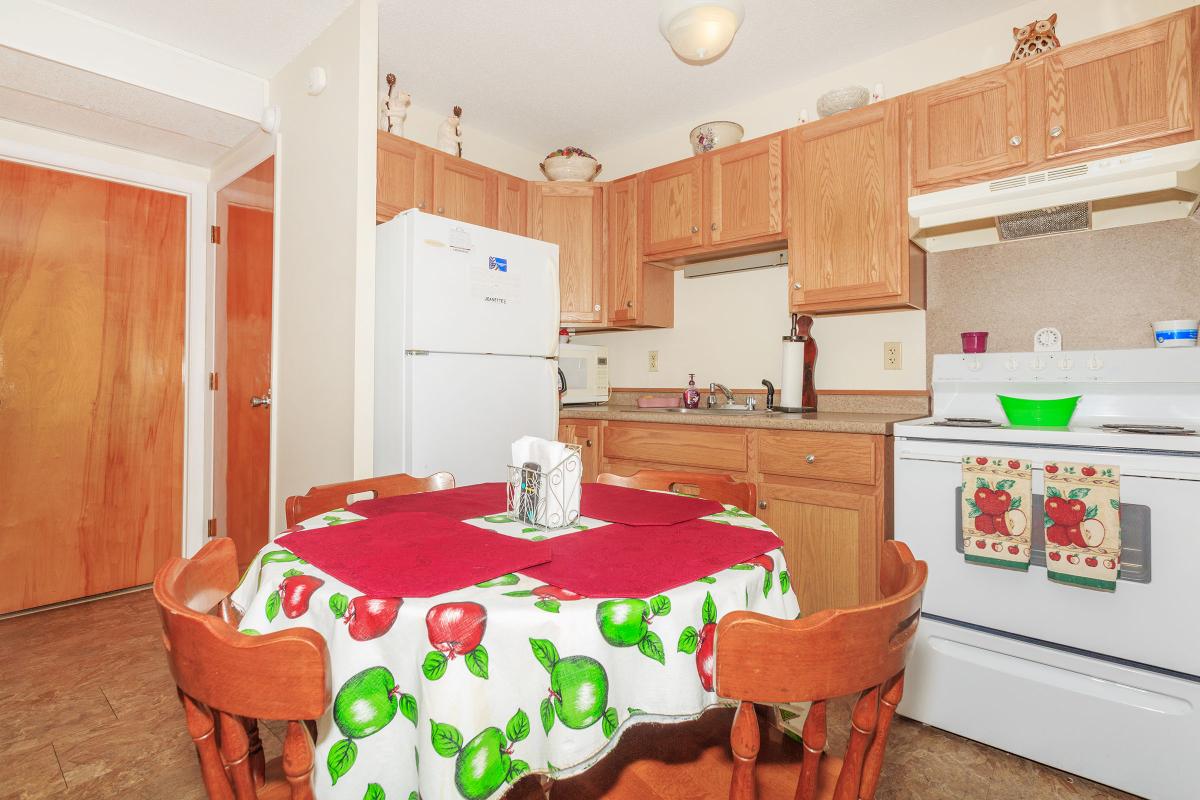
[997,395,1081,427]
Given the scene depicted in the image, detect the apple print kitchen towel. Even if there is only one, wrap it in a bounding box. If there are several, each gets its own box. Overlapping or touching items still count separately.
[1043,462,1120,591]
[962,456,1033,570]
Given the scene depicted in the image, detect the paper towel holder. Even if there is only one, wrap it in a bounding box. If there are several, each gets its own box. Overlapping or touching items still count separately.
[774,313,818,413]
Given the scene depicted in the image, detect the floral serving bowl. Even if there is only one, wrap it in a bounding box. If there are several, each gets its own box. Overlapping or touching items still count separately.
[816,85,870,118]
[689,121,744,154]
[540,147,602,181]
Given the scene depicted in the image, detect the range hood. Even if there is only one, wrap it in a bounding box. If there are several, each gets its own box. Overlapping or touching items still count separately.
[909,140,1200,252]
[682,248,787,277]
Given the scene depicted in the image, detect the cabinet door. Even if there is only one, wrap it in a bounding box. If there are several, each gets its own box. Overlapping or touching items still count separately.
[1038,11,1193,160]
[559,422,600,482]
[377,131,431,222]
[528,183,605,325]
[496,173,527,235]
[708,134,784,245]
[607,175,641,323]
[432,153,498,227]
[641,159,704,255]
[912,65,1027,187]
[789,100,905,307]
[757,482,878,615]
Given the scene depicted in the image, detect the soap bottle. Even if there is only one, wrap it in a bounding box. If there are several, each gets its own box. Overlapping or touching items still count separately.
[683,374,700,408]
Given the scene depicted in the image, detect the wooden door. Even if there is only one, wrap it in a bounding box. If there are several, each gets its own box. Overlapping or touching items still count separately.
[757,482,878,615]
[607,176,641,323]
[528,183,605,325]
[496,173,527,235]
[216,158,274,565]
[641,158,704,255]
[789,100,905,308]
[432,153,498,228]
[708,134,784,245]
[558,422,600,482]
[1037,11,1194,160]
[912,65,1027,186]
[376,131,431,222]
[0,159,185,613]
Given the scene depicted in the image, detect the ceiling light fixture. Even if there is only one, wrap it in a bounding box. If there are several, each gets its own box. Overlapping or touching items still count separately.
[659,0,745,64]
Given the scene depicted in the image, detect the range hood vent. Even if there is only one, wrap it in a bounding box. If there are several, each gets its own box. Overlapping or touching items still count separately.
[910,140,1200,251]
[683,249,787,278]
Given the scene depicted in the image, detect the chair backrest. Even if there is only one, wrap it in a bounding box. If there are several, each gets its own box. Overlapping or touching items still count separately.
[284,471,455,527]
[715,540,927,800]
[153,538,329,799]
[596,469,757,514]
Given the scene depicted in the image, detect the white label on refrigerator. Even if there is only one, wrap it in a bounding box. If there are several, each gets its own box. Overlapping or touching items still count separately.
[471,253,520,305]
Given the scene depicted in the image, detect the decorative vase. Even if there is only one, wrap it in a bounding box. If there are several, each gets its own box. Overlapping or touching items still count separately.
[689,121,744,154]
[540,147,601,181]
[816,86,870,118]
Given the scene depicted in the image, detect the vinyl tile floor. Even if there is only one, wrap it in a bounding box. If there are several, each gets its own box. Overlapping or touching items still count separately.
[0,590,1140,799]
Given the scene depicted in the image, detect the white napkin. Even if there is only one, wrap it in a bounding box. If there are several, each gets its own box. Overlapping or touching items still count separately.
[510,436,582,529]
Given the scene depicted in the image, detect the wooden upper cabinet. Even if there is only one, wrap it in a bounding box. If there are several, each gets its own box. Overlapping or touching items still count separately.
[376,131,431,222]
[912,64,1027,187]
[708,134,784,244]
[788,99,924,312]
[607,175,674,328]
[1034,10,1194,161]
[528,182,606,325]
[496,173,527,235]
[432,153,498,228]
[641,158,704,255]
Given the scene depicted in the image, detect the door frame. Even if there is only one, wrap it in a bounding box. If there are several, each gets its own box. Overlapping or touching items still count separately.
[0,133,211,560]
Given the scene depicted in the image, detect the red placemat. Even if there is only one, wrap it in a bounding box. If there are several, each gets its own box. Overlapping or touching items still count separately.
[345,482,507,521]
[276,512,550,597]
[519,519,780,598]
[580,483,724,526]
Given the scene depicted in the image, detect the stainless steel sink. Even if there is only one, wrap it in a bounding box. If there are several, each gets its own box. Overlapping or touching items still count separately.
[629,407,772,416]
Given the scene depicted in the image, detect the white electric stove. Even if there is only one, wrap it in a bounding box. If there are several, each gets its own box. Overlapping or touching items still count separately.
[894,347,1200,800]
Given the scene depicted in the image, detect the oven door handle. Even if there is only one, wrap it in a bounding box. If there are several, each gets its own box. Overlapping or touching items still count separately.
[897,448,1200,481]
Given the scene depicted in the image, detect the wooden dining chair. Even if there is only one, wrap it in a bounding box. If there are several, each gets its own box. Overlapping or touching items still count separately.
[597,469,758,515]
[553,540,926,800]
[284,470,456,526]
[154,538,330,799]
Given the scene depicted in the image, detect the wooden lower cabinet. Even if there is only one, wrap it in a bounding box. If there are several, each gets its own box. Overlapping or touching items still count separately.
[557,421,600,482]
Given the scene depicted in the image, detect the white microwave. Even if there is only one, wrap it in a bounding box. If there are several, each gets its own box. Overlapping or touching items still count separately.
[559,343,610,405]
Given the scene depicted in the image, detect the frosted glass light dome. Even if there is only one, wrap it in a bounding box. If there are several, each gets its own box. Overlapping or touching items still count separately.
[659,0,745,64]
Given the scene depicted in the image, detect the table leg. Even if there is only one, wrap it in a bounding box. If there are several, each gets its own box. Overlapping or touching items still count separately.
[537,774,554,799]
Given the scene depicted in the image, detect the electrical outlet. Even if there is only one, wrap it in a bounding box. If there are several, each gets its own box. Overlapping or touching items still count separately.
[884,341,902,371]
[648,350,659,372]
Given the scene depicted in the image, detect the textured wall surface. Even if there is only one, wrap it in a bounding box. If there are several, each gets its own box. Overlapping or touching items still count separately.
[926,217,1200,363]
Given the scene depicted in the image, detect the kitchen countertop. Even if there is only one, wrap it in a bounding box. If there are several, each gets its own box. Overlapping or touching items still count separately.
[560,404,923,435]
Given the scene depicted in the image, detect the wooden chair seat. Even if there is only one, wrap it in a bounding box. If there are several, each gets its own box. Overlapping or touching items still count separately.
[597,469,757,515]
[284,471,455,526]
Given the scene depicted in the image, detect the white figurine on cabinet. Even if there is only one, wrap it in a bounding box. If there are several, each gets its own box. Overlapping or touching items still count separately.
[379,73,410,135]
[437,105,463,157]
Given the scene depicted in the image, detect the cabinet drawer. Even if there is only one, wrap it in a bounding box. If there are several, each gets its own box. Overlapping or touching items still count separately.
[603,423,747,472]
[757,430,877,485]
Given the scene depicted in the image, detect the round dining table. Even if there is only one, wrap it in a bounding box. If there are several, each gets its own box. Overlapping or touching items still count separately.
[231,487,800,800]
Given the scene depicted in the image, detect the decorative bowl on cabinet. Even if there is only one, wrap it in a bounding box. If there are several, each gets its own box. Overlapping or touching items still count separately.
[816,85,870,117]
[690,121,744,154]
[540,147,602,181]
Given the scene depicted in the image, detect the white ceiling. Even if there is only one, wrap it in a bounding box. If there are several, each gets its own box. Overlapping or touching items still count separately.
[381,0,1029,153]
[43,0,354,77]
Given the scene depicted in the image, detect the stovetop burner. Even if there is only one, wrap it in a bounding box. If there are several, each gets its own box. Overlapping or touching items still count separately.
[1099,424,1198,436]
[931,417,1001,428]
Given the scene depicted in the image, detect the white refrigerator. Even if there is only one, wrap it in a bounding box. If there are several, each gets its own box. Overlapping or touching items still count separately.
[374,210,561,485]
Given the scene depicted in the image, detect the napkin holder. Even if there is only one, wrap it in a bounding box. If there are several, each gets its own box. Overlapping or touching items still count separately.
[506,444,582,530]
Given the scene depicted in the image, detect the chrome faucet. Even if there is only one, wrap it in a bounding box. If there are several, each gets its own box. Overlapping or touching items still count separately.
[708,382,736,408]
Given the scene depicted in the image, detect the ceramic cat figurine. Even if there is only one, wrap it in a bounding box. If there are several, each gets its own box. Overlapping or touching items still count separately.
[378,73,410,135]
[437,105,463,157]
[1011,13,1060,61]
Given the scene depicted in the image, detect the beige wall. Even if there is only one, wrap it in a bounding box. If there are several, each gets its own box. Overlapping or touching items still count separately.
[396,101,545,180]
[270,0,378,525]
[580,0,1192,391]
[927,218,1200,363]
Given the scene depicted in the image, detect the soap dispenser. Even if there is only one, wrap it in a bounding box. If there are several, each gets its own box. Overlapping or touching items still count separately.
[683,374,701,409]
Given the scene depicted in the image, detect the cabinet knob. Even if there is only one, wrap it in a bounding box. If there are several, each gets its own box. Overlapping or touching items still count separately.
[690,225,699,233]
[710,222,718,231]
[437,206,445,213]
[758,500,768,510]
[805,454,816,464]
[792,282,802,290]
[418,202,426,209]
[625,300,634,308]
[1009,135,1022,147]
[1049,126,1063,138]
[593,303,601,312]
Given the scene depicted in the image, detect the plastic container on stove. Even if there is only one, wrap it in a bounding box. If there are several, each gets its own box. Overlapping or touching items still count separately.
[996,394,1081,427]
[1151,319,1198,347]
[961,331,989,353]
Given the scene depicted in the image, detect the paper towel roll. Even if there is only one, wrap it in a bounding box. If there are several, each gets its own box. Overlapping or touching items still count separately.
[779,340,807,409]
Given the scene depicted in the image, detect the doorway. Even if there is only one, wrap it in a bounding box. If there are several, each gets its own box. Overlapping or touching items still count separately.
[213,157,275,565]
[0,158,187,613]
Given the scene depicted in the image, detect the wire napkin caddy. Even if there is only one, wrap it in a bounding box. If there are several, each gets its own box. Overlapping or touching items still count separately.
[506,443,582,530]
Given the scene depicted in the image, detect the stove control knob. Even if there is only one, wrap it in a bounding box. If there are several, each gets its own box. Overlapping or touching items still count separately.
[1005,357,1018,371]
[1058,358,1073,370]
[1087,355,1104,370]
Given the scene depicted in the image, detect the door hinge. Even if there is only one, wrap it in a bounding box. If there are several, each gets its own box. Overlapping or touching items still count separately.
[210,225,222,244]
[208,372,219,391]
[207,518,217,538]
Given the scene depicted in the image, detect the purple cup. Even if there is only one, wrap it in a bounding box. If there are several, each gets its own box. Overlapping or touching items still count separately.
[961,331,989,353]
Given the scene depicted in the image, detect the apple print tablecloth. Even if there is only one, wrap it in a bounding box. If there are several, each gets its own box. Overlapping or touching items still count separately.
[231,495,799,800]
